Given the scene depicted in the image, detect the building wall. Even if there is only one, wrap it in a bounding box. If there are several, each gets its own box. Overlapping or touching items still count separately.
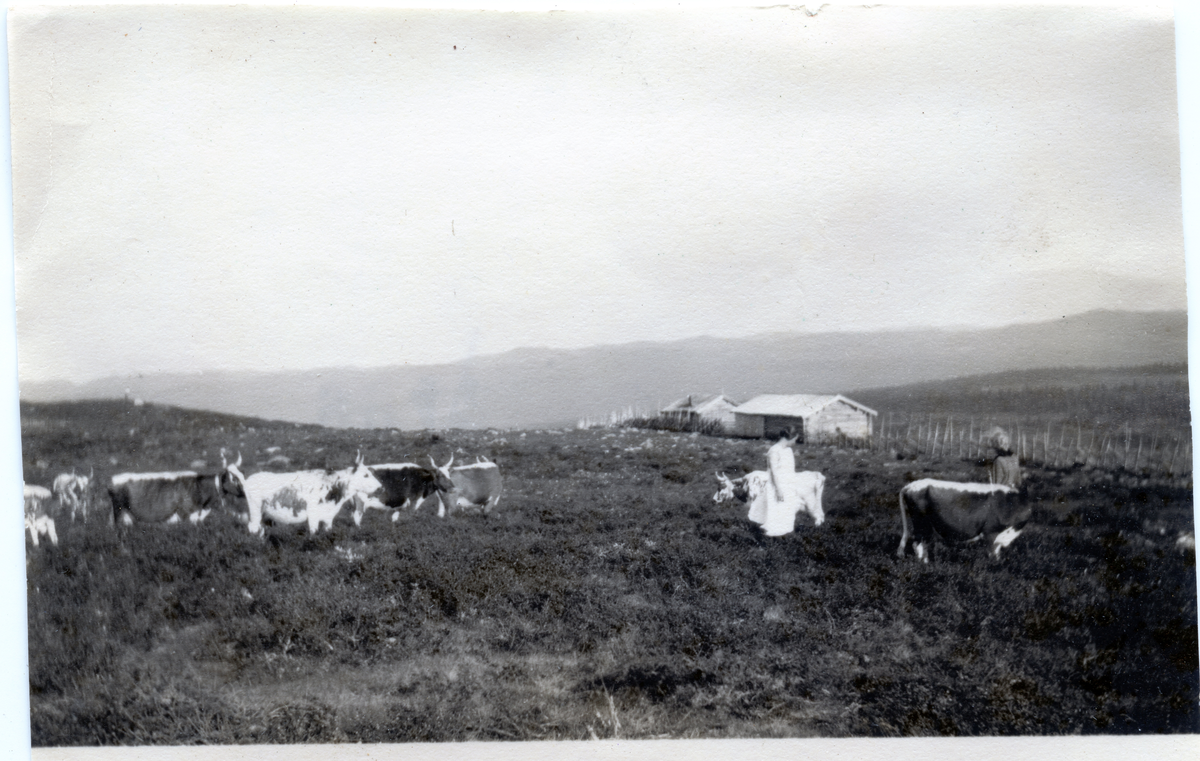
[700,402,739,428]
[732,413,765,438]
[762,415,807,442]
[809,401,872,439]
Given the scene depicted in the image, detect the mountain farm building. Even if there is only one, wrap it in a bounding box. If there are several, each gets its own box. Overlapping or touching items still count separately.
[659,394,740,429]
[732,394,878,442]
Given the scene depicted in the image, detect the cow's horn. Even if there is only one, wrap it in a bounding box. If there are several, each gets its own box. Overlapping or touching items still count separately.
[235,451,243,467]
[429,455,437,469]
[444,454,454,470]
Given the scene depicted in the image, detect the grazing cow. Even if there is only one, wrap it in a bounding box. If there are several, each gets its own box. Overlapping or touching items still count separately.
[52,469,93,522]
[237,452,384,536]
[897,479,1032,563]
[713,470,826,534]
[108,453,245,526]
[24,485,58,547]
[431,455,503,516]
[110,470,232,526]
[365,463,455,521]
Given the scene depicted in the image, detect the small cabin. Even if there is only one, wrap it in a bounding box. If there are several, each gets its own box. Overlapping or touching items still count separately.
[659,394,740,429]
[731,394,877,442]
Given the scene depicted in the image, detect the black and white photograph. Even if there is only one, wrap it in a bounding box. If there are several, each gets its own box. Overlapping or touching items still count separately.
[6,2,1199,752]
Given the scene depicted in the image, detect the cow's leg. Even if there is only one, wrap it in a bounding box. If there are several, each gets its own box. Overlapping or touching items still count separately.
[991,527,1022,558]
[896,494,910,558]
[26,519,38,547]
[45,518,58,547]
[914,541,928,563]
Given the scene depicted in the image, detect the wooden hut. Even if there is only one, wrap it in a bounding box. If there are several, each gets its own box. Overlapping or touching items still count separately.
[659,394,740,429]
[731,394,877,442]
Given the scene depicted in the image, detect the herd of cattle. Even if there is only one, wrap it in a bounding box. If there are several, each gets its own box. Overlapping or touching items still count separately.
[21,451,503,546]
[26,438,1191,563]
[21,441,1035,563]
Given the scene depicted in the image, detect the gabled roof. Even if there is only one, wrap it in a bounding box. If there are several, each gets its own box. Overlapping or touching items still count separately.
[661,394,739,414]
[733,394,878,418]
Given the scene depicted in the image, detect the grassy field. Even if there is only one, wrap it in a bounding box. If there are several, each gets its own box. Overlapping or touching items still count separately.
[20,393,1199,744]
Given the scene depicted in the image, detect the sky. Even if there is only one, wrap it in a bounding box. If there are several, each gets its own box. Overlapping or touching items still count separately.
[8,4,1186,384]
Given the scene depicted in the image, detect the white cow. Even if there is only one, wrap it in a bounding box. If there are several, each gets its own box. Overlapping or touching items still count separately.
[52,470,92,522]
[713,469,826,535]
[234,452,384,536]
[24,485,58,547]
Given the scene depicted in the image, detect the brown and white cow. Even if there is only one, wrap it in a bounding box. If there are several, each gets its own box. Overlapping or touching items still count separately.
[897,478,1032,563]
[365,462,456,521]
[431,455,503,516]
[108,453,245,526]
[24,484,58,547]
[109,468,241,526]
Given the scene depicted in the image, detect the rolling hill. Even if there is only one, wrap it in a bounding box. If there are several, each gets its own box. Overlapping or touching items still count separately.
[19,309,1188,430]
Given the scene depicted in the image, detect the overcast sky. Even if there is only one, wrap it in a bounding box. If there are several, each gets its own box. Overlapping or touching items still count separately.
[9,4,1185,384]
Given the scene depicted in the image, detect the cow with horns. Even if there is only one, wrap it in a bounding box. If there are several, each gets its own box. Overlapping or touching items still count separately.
[713,469,826,535]
[108,453,246,526]
[430,455,504,516]
[236,451,384,536]
[363,462,456,521]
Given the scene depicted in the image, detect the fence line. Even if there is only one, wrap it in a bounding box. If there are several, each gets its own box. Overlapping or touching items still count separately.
[865,413,1191,479]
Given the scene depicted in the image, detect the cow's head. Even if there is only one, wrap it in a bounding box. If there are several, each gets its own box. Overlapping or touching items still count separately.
[713,472,752,504]
[342,451,384,506]
[429,454,454,478]
[221,450,247,499]
[713,472,734,503]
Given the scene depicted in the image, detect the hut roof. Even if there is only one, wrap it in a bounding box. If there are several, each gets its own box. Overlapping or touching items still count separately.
[733,394,878,418]
[660,394,739,414]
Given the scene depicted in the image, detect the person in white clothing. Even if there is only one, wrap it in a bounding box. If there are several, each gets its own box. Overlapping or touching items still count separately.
[763,429,802,537]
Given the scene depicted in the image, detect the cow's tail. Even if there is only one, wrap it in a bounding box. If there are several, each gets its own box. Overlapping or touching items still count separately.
[896,488,910,559]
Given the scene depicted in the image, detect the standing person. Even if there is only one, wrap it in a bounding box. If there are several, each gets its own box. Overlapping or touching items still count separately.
[985,426,1023,487]
[763,428,801,537]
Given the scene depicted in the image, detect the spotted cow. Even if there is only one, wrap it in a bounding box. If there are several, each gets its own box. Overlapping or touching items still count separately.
[713,470,826,532]
[236,452,384,536]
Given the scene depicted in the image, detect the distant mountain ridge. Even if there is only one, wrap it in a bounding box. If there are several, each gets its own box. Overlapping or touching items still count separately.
[19,310,1188,430]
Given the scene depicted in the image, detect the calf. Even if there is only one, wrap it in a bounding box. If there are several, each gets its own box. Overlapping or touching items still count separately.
[897,478,1032,563]
[52,469,92,522]
[24,485,58,547]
